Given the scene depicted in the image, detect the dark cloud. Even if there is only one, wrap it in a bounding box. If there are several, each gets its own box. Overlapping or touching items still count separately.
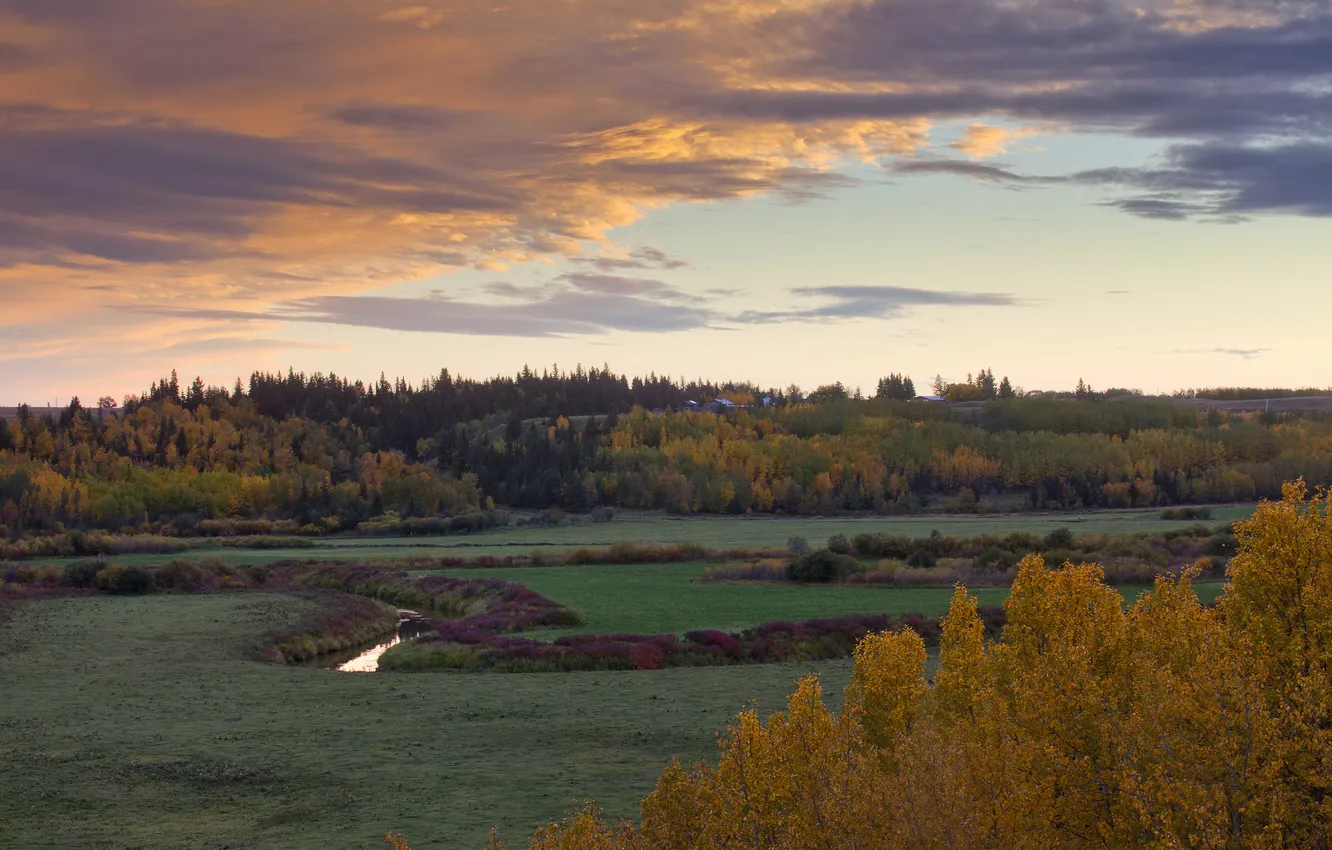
[569,246,689,272]
[773,167,865,202]
[330,102,467,131]
[0,107,511,266]
[126,280,1018,337]
[733,285,1021,324]
[481,281,554,299]
[133,290,716,337]
[893,141,1332,220]
[1072,142,1332,218]
[777,0,1332,88]
[891,159,1035,183]
[1102,196,1200,220]
[556,272,689,301]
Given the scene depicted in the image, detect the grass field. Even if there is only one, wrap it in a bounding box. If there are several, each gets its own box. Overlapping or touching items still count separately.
[27,505,1256,569]
[436,562,1224,637]
[441,562,1006,635]
[0,593,858,849]
[0,557,1231,848]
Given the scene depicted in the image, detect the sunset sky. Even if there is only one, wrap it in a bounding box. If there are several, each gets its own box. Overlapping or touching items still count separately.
[1,0,1329,404]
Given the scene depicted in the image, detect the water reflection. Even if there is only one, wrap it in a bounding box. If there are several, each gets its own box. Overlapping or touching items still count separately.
[311,612,431,673]
[336,633,406,672]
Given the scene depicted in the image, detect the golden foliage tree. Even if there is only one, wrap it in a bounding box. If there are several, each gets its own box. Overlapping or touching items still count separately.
[504,480,1331,849]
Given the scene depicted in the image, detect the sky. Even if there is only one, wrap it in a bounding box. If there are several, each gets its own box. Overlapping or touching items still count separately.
[1,0,1330,404]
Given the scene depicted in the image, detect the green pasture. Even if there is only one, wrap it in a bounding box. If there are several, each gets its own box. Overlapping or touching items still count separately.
[0,593,854,849]
[27,504,1255,568]
[0,557,1230,848]
[439,562,1007,635]
[436,562,1224,637]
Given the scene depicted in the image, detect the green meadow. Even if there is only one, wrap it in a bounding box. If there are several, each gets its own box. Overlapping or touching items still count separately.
[26,505,1255,569]
[0,592,857,849]
[435,561,1222,636]
[0,546,1230,848]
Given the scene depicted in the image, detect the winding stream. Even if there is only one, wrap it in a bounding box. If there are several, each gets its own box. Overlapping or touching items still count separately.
[311,611,432,672]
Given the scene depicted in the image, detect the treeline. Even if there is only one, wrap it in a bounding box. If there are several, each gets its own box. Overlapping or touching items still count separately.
[465,402,1332,514]
[1175,385,1331,400]
[133,365,763,451]
[3,366,1332,535]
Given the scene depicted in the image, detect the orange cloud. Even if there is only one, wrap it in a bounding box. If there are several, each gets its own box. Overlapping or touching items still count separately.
[949,123,1041,159]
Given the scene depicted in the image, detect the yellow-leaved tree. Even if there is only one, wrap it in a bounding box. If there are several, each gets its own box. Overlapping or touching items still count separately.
[479,480,1331,849]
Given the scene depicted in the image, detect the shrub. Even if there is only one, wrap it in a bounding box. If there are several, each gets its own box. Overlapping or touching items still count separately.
[826,533,851,555]
[905,549,936,569]
[1160,506,1213,520]
[96,564,154,594]
[787,549,857,583]
[1044,527,1075,549]
[62,559,106,589]
[154,559,209,591]
[787,536,810,555]
[851,533,914,559]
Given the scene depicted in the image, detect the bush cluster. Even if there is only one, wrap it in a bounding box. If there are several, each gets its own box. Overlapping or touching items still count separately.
[0,531,316,561]
[786,549,860,583]
[354,510,510,537]
[1160,506,1214,520]
[701,525,1235,588]
[386,609,1006,673]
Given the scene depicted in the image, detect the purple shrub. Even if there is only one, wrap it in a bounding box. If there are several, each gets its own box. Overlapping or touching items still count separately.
[684,630,743,658]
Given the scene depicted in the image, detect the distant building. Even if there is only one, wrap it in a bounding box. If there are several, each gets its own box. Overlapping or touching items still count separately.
[911,395,949,403]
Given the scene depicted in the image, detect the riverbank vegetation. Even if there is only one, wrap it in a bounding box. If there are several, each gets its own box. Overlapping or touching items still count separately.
[383,609,1006,674]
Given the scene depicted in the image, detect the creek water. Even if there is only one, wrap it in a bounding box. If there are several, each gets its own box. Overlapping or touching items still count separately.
[306,612,432,673]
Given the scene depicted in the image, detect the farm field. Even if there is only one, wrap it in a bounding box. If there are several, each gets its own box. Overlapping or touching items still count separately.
[26,505,1256,568]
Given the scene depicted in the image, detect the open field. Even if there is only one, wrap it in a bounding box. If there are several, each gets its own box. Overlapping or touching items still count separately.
[437,562,1223,636]
[1,552,1231,847]
[447,562,986,635]
[25,505,1257,568]
[0,593,857,849]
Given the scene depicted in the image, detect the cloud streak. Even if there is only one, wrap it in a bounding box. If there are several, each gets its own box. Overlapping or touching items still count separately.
[734,286,1022,324]
[126,281,1020,337]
